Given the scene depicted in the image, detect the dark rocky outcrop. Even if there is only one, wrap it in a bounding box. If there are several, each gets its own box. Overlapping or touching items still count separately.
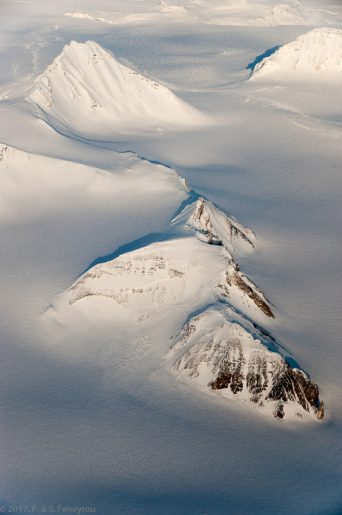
[267,365,321,413]
[220,269,274,319]
[231,272,274,318]
[190,197,256,251]
[274,403,285,419]
[173,310,324,420]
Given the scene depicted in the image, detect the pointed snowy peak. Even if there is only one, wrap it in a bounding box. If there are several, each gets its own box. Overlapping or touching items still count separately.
[251,28,342,80]
[173,196,255,254]
[171,309,324,421]
[27,40,206,139]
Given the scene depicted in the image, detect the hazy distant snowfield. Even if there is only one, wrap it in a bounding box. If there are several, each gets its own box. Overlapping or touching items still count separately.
[0,1,341,514]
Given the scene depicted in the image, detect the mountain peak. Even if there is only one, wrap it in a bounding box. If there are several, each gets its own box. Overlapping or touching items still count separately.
[171,309,324,421]
[251,27,342,79]
[173,196,255,254]
[28,40,206,138]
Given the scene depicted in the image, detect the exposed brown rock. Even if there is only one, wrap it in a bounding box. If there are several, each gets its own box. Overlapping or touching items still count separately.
[209,338,245,394]
[246,353,268,395]
[211,371,244,394]
[267,365,323,418]
[274,403,285,419]
[232,272,274,318]
[191,197,255,250]
[208,348,323,419]
[173,303,324,421]
[316,401,325,420]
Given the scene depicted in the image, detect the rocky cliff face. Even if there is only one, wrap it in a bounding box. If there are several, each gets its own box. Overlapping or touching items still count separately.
[171,309,324,420]
[174,196,255,254]
[218,267,274,318]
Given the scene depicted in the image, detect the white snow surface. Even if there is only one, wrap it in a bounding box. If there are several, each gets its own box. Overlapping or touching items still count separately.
[0,143,188,224]
[53,237,226,327]
[1,0,342,514]
[63,0,341,27]
[251,27,342,79]
[28,40,206,138]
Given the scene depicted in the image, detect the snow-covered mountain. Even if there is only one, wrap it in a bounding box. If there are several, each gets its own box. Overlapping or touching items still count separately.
[57,237,227,321]
[49,161,324,420]
[171,309,324,420]
[28,40,205,139]
[251,27,342,79]
[173,196,256,253]
[3,1,342,512]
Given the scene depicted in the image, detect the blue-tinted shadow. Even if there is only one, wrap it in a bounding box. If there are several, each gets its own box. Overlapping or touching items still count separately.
[247,46,280,71]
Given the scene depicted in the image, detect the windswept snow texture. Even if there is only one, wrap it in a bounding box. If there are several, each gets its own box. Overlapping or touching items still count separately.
[57,238,226,320]
[28,40,205,139]
[251,27,342,78]
[1,1,342,514]
[0,143,188,222]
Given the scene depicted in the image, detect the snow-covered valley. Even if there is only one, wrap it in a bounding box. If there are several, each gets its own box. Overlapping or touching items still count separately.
[0,1,341,514]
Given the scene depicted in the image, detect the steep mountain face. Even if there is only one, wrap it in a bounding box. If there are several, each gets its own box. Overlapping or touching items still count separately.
[173,197,255,253]
[27,40,205,139]
[251,27,342,79]
[51,160,323,421]
[171,309,324,420]
[173,197,273,318]
[218,266,274,319]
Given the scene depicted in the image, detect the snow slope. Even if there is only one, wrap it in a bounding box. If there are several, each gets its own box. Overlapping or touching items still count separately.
[28,40,206,139]
[193,0,313,26]
[50,173,324,420]
[251,27,342,79]
[54,237,226,323]
[0,143,189,241]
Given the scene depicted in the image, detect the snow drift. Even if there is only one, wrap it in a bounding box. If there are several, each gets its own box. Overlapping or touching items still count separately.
[0,143,188,225]
[27,40,206,139]
[251,27,342,79]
